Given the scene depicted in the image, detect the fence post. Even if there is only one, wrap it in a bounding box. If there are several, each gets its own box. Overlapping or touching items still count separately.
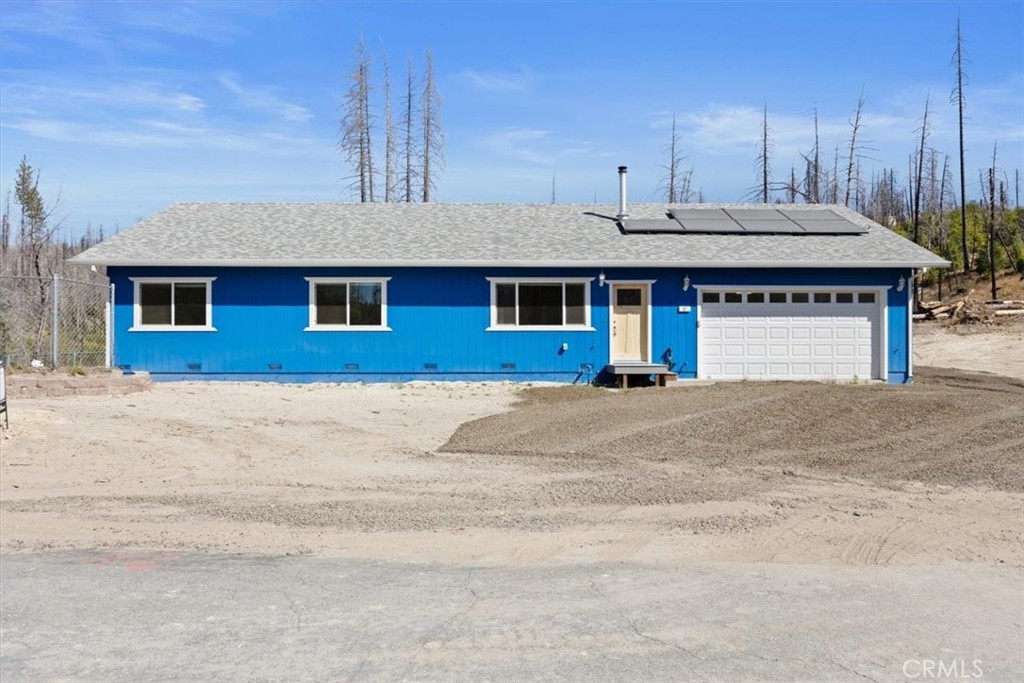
[51,274,60,369]
[105,283,113,368]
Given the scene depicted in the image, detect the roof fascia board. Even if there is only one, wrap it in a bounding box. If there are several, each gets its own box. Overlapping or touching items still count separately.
[69,258,952,269]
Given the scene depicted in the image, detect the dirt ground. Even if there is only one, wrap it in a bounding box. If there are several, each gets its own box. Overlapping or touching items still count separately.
[1,323,1021,567]
[914,319,1023,378]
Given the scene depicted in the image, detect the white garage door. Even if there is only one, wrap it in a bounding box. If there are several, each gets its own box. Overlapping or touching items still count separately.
[700,290,882,380]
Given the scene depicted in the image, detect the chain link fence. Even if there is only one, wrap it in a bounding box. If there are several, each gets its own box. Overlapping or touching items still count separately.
[0,275,111,369]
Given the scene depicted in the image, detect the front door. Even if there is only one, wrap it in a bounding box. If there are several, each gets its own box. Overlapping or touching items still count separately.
[611,284,648,362]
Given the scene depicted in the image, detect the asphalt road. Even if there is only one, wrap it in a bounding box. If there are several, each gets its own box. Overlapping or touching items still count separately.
[1,552,1021,682]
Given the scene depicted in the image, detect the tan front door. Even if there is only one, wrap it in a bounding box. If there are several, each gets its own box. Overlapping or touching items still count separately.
[611,284,648,362]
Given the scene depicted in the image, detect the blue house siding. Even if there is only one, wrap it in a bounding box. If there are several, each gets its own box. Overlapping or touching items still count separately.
[109,266,913,383]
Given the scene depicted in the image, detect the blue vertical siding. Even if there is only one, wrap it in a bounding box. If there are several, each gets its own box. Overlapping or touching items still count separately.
[109,266,913,383]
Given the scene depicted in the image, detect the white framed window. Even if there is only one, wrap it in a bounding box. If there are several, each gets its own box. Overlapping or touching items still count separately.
[486,277,594,331]
[129,278,216,331]
[304,277,392,331]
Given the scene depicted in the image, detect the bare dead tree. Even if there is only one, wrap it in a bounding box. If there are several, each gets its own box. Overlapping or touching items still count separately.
[660,112,684,203]
[786,167,797,203]
[988,141,997,299]
[910,93,931,249]
[551,171,556,204]
[421,49,444,203]
[844,89,866,207]
[806,107,822,203]
[401,59,417,203]
[758,104,771,203]
[382,50,397,202]
[830,145,841,204]
[340,39,375,202]
[951,18,970,273]
[908,93,932,309]
[1,191,10,260]
[363,55,375,202]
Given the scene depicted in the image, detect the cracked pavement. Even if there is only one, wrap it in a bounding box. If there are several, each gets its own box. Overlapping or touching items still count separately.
[1,552,1020,682]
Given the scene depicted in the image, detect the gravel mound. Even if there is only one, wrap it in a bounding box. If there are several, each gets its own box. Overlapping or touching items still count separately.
[442,367,1024,492]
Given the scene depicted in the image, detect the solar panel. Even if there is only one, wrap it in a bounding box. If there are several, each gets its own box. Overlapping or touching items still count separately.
[779,209,844,222]
[619,219,686,234]
[674,219,747,233]
[621,207,869,235]
[733,219,807,233]
[668,208,731,220]
[790,219,866,234]
[724,209,789,220]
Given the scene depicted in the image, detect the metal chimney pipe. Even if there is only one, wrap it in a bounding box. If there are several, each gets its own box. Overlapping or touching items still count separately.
[617,166,629,219]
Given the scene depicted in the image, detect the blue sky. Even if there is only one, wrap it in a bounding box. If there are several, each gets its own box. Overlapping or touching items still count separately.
[1,1,1022,237]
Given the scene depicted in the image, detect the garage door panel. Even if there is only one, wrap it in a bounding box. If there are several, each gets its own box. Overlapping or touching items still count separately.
[747,344,767,358]
[813,328,833,340]
[701,293,880,380]
[790,328,811,340]
[747,328,768,340]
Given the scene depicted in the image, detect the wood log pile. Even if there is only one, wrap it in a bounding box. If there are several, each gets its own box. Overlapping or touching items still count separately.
[914,290,1024,324]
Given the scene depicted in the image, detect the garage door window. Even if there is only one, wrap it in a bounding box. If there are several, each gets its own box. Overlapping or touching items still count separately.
[701,290,882,305]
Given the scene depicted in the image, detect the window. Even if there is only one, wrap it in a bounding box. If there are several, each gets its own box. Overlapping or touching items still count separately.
[488,278,592,329]
[769,292,787,303]
[616,288,642,307]
[131,278,215,330]
[702,292,720,303]
[305,278,390,330]
[814,292,832,304]
[724,292,742,303]
[747,292,765,303]
[858,292,876,303]
[791,292,810,303]
[836,292,855,304]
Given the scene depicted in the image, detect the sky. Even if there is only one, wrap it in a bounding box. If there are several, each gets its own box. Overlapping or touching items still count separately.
[1,0,1022,237]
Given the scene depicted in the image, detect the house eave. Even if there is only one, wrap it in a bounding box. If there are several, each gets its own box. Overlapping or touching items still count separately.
[68,257,951,269]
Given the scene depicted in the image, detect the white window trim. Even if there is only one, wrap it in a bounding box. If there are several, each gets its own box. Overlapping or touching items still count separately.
[304,277,392,332]
[129,277,217,332]
[485,277,595,331]
[606,280,656,364]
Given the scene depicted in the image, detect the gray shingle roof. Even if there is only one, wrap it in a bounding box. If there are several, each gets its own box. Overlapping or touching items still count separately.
[70,202,949,269]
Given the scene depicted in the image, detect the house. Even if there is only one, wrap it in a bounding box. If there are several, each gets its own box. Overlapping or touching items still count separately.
[70,170,948,384]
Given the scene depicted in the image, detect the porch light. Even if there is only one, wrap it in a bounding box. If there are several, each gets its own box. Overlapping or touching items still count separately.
[599,271,606,287]
[897,276,906,292]
[683,274,691,291]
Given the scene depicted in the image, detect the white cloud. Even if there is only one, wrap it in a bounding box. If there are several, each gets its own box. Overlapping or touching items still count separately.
[217,73,312,123]
[2,117,332,159]
[0,1,260,54]
[480,127,595,166]
[1,80,206,115]
[455,68,533,94]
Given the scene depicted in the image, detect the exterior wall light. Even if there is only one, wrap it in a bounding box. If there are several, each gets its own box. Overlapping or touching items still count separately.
[683,274,691,291]
[599,271,606,287]
[897,276,906,292]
